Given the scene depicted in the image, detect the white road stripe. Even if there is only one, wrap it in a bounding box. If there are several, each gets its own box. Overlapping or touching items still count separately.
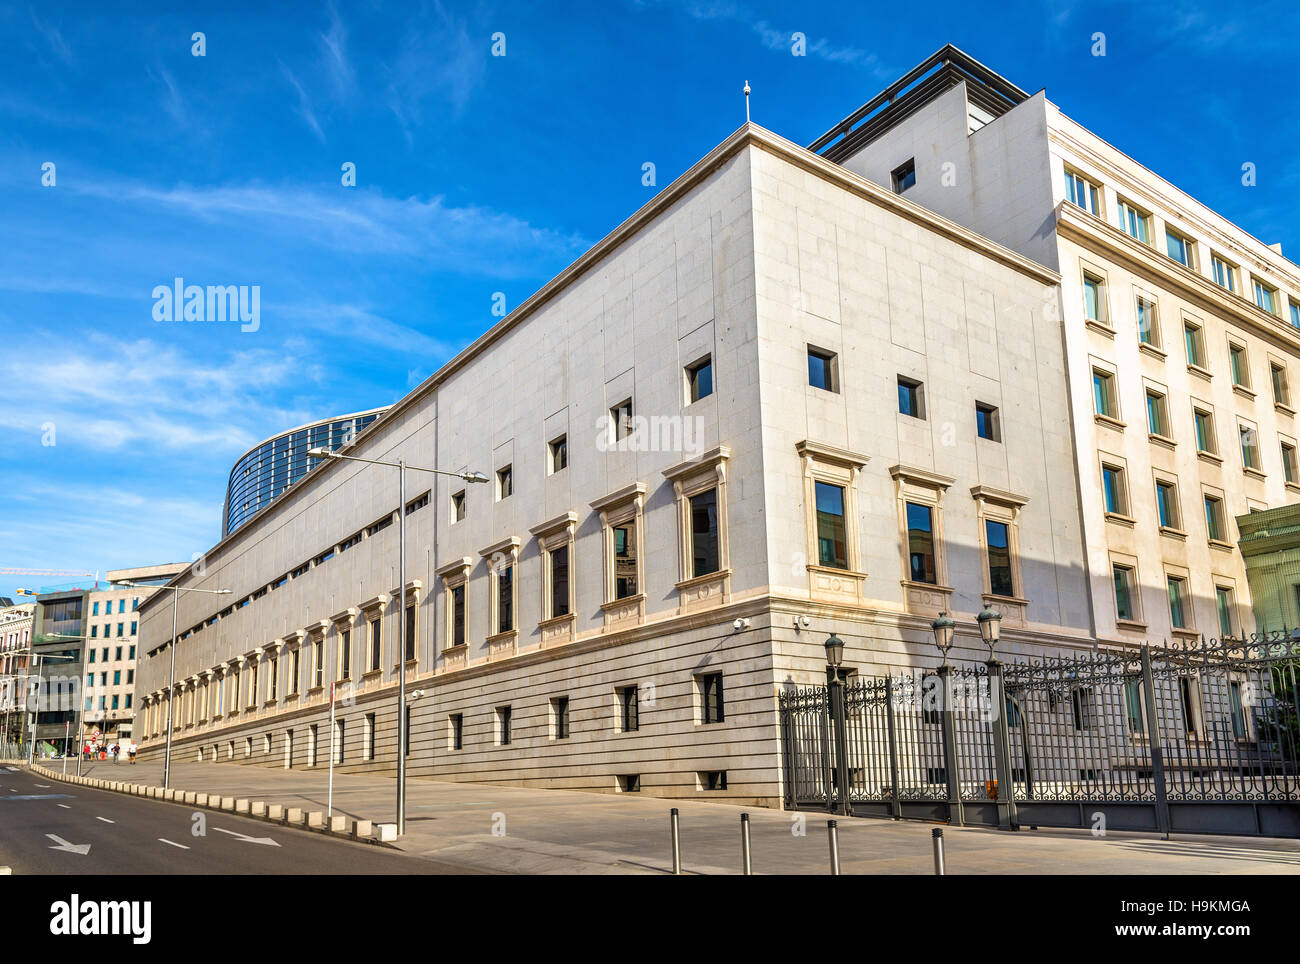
[96,817,115,824]
[158,838,190,850]
[34,784,50,788]
[57,804,70,809]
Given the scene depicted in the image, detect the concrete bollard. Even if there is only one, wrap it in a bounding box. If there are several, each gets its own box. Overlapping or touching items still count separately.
[352,819,372,840]
[268,804,284,822]
[932,828,945,876]
[163,789,176,801]
[221,796,235,811]
[373,823,397,843]
[286,807,304,825]
[235,799,250,814]
[328,815,347,833]
[307,811,324,829]
[195,794,208,807]
[251,801,266,817]
[184,792,196,805]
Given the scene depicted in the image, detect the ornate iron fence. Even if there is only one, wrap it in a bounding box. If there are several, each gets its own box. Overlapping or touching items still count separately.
[778,632,1300,836]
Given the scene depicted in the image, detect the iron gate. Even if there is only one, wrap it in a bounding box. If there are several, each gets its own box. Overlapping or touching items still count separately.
[779,632,1300,836]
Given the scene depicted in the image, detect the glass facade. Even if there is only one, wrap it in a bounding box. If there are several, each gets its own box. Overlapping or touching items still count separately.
[223,409,386,535]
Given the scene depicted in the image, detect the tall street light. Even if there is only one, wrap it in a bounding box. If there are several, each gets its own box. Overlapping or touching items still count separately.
[307,446,489,836]
[115,580,231,790]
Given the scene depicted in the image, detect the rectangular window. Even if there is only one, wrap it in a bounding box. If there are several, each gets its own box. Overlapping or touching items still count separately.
[1167,576,1188,629]
[613,522,638,598]
[1228,681,1247,737]
[1155,480,1179,529]
[1113,565,1136,621]
[618,685,639,732]
[1284,442,1299,485]
[1240,424,1260,470]
[1083,273,1106,323]
[1216,586,1234,637]
[496,465,513,500]
[985,520,1013,597]
[313,638,323,689]
[91,625,98,638]
[1102,463,1128,515]
[1212,254,1237,293]
[699,673,725,725]
[549,545,570,618]
[368,618,381,672]
[891,158,916,192]
[975,403,1000,441]
[1272,363,1290,407]
[1166,229,1194,268]
[451,490,466,522]
[897,376,924,418]
[814,481,848,570]
[906,502,937,585]
[1204,494,1226,542]
[1193,408,1216,454]
[1117,198,1151,244]
[452,586,466,647]
[1184,322,1205,368]
[549,435,567,473]
[552,696,570,740]
[1145,390,1169,438]
[365,712,375,760]
[1229,343,1250,388]
[807,347,838,392]
[689,489,720,577]
[1179,677,1200,737]
[340,629,351,680]
[1092,368,1117,418]
[1253,278,1278,315]
[1071,688,1096,731]
[1065,169,1100,215]
[496,566,513,634]
[1136,296,1160,347]
[333,720,344,764]
[405,705,412,757]
[92,601,99,616]
[610,398,633,440]
[404,604,416,662]
[686,356,713,403]
[449,713,463,751]
[497,705,512,746]
[1291,300,1300,331]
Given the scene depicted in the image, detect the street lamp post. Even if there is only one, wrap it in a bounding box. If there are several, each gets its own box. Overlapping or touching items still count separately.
[823,632,851,816]
[115,580,231,790]
[307,446,488,836]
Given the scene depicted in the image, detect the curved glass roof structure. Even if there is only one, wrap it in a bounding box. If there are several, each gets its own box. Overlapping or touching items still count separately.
[223,408,388,536]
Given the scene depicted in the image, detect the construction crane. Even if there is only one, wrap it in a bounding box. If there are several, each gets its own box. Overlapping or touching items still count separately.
[0,568,101,596]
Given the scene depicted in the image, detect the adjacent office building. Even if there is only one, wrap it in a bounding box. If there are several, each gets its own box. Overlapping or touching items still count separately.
[134,46,1296,805]
[223,409,388,536]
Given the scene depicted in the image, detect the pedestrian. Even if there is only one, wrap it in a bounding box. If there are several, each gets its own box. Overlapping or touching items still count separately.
[111,743,120,764]
[127,740,137,764]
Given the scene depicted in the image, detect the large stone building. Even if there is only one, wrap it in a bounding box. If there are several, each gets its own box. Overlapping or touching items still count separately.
[134,46,1298,806]
[0,601,35,744]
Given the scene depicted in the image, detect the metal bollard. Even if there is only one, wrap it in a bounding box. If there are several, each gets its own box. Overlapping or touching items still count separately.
[740,813,752,875]
[670,808,682,875]
[932,827,945,875]
[827,820,840,875]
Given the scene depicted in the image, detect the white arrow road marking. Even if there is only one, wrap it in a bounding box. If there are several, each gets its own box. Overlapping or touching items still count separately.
[46,834,91,855]
[158,838,189,850]
[213,826,280,847]
[96,817,115,824]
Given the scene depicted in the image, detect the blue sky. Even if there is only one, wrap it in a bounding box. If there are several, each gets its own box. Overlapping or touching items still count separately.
[1,0,1297,598]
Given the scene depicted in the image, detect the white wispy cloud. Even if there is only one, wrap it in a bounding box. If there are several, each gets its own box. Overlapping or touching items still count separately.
[281,62,326,143]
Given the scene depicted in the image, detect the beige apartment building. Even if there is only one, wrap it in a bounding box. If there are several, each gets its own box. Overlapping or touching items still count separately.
[134,110,1093,805]
[818,45,1300,646]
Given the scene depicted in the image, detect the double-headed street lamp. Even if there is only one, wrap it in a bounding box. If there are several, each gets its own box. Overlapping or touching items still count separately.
[115,580,232,790]
[307,446,489,836]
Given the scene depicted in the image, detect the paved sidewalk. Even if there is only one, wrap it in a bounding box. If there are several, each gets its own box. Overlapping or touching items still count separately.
[69,759,1300,874]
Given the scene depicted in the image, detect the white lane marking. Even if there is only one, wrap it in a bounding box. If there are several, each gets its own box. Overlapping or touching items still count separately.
[57,804,71,809]
[96,816,115,824]
[158,838,190,850]
[212,826,280,847]
[34,784,51,788]
[46,834,91,855]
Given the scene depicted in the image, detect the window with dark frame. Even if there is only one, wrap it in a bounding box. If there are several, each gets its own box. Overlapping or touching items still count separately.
[452,585,466,647]
[906,502,937,584]
[368,618,381,672]
[404,604,416,662]
[613,522,638,599]
[451,490,466,522]
[686,355,714,403]
[689,488,720,577]
[497,565,513,633]
[985,520,1013,597]
[975,403,1000,441]
[700,672,724,725]
[814,481,848,570]
[497,705,512,746]
[610,399,633,441]
[807,346,838,392]
[553,696,570,740]
[618,685,639,732]
[549,435,567,473]
[891,158,916,192]
[897,376,924,419]
[549,544,570,618]
[450,713,463,750]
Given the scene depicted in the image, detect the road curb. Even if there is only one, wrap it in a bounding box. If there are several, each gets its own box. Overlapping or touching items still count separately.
[29,764,398,849]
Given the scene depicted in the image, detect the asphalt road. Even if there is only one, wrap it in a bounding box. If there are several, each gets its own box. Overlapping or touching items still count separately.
[0,765,480,874]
